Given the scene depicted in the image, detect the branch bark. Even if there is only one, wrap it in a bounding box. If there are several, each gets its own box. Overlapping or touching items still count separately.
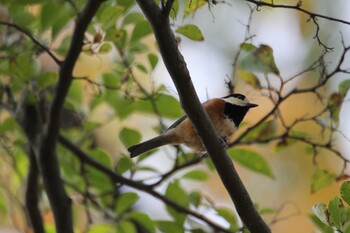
[36,0,105,232]
[25,147,45,233]
[135,1,270,232]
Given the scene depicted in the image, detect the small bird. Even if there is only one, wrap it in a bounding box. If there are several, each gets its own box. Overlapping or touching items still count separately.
[128,93,258,158]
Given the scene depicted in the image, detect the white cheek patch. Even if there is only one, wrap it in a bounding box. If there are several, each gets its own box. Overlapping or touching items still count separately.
[223,97,249,107]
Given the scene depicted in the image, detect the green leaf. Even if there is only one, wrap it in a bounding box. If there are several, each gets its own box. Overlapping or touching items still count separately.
[340,181,350,206]
[88,223,115,233]
[115,156,134,174]
[311,169,335,193]
[148,53,159,71]
[176,24,204,41]
[38,71,58,90]
[122,12,144,26]
[117,220,137,233]
[237,70,261,89]
[329,196,347,230]
[242,119,277,142]
[216,207,238,227]
[309,214,333,233]
[339,79,350,97]
[182,170,208,181]
[98,43,112,54]
[102,72,120,88]
[240,42,257,52]
[0,118,20,134]
[328,93,343,123]
[156,221,184,233]
[183,0,207,19]
[126,211,156,233]
[115,192,140,215]
[189,191,202,208]
[311,203,330,226]
[9,52,38,81]
[99,5,124,27]
[240,44,280,75]
[228,148,274,178]
[165,181,189,225]
[169,0,179,19]
[130,21,153,44]
[119,127,141,148]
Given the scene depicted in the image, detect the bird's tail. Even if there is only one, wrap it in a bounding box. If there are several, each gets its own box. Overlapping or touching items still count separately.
[128,135,171,158]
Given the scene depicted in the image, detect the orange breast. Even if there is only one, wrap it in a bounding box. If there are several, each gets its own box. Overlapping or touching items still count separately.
[167,99,236,152]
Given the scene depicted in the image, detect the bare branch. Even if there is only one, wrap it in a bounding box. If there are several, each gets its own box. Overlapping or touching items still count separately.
[58,135,232,233]
[0,21,62,65]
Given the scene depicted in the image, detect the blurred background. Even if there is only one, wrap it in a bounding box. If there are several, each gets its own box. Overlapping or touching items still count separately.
[1,0,350,232]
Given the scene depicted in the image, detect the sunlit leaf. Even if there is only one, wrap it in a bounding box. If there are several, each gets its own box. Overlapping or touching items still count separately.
[98,43,113,54]
[130,21,153,44]
[237,70,261,89]
[329,196,347,230]
[88,223,115,233]
[311,203,330,226]
[311,169,336,193]
[338,79,350,97]
[240,44,280,75]
[182,170,208,181]
[122,12,144,26]
[176,24,204,41]
[119,127,142,148]
[228,148,274,178]
[340,181,350,206]
[116,192,140,215]
[240,42,257,52]
[183,0,207,19]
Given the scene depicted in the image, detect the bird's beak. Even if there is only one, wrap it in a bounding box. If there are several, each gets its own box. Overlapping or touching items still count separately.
[246,103,258,108]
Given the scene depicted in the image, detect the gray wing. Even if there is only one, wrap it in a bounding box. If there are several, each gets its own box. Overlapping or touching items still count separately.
[165,115,188,132]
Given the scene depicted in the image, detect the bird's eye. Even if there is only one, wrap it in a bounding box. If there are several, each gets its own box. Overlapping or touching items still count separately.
[232,94,245,100]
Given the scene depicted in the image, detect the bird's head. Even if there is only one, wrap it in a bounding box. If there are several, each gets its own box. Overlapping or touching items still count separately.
[222,93,258,109]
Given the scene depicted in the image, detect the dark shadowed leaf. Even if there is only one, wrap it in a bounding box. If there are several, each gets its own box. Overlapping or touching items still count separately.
[165,181,189,225]
[117,220,137,233]
[126,211,156,233]
[329,196,347,230]
[240,44,280,75]
[340,181,350,205]
[115,192,140,215]
[157,220,184,233]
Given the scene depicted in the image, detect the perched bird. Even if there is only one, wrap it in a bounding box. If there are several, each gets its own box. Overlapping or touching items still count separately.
[128,94,258,158]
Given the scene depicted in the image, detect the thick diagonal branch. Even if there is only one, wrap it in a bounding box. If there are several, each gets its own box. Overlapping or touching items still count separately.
[135,0,270,232]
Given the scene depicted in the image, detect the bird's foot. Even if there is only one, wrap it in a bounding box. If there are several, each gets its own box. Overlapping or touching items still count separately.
[219,136,229,150]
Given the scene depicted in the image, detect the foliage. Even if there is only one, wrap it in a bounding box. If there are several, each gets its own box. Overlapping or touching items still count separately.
[0,0,349,232]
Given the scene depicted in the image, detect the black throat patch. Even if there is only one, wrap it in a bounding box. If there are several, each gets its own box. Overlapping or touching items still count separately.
[223,103,250,127]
